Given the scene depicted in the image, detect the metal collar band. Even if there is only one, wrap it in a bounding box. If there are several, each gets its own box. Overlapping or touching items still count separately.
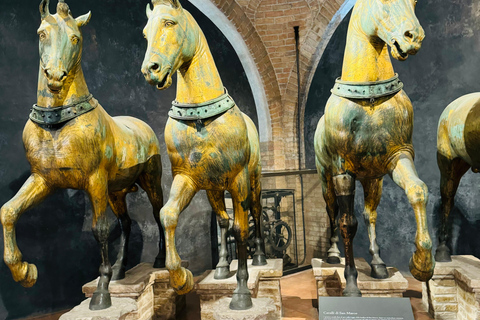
[29,94,96,126]
[331,74,403,100]
[169,88,235,120]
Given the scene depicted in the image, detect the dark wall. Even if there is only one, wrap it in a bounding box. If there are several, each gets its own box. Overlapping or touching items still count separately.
[0,0,257,318]
[304,0,480,273]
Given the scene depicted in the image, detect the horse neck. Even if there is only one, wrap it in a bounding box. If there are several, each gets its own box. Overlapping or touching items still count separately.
[37,64,90,108]
[175,29,224,104]
[341,15,395,82]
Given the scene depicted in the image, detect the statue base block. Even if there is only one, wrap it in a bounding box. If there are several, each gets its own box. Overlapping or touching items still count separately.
[195,259,283,320]
[210,297,277,320]
[312,258,408,298]
[422,255,480,320]
[59,297,137,320]
[82,262,188,320]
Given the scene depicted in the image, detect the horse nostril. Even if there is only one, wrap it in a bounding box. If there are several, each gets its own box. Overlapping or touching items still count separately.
[150,62,159,71]
[44,68,51,79]
[404,31,414,39]
[60,72,67,81]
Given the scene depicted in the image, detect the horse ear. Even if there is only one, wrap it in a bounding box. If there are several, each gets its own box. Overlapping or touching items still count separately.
[146,3,153,18]
[152,0,182,9]
[39,0,50,19]
[75,11,91,27]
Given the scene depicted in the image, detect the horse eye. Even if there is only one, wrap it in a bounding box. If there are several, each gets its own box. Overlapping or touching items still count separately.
[164,21,175,27]
[71,36,79,45]
[38,32,46,40]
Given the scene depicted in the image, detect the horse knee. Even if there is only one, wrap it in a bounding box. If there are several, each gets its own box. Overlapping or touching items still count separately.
[406,181,428,207]
[1,204,16,227]
[160,206,178,230]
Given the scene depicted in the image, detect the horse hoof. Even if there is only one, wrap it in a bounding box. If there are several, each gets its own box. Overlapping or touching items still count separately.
[89,291,112,310]
[371,264,388,279]
[252,254,267,266]
[172,268,194,295]
[19,263,38,288]
[435,244,452,262]
[326,256,341,264]
[343,286,362,297]
[214,266,230,279]
[409,257,434,282]
[111,266,125,281]
[153,257,166,269]
[230,292,253,310]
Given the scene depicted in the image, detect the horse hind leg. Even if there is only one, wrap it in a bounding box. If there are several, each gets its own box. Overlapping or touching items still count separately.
[1,174,52,288]
[108,186,136,280]
[317,161,340,264]
[333,172,361,297]
[360,178,388,279]
[229,168,253,310]
[207,190,230,279]
[436,153,469,262]
[390,153,434,282]
[250,167,267,266]
[137,155,165,268]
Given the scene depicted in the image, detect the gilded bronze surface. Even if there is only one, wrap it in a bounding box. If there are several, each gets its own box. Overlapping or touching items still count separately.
[436,93,480,262]
[314,0,434,296]
[141,0,265,310]
[0,0,165,310]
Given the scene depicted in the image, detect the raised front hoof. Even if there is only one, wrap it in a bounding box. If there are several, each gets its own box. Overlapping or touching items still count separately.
[252,254,267,266]
[229,292,253,310]
[18,263,38,288]
[153,256,166,269]
[326,256,341,264]
[342,286,362,297]
[409,257,434,282]
[111,266,126,281]
[214,266,230,279]
[171,268,194,295]
[371,264,388,279]
[435,244,452,262]
[89,291,112,310]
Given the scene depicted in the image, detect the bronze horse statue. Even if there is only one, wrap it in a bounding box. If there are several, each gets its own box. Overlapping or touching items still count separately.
[436,93,480,261]
[0,0,165,310]
[314,0,434,295]
[141,0,266,310]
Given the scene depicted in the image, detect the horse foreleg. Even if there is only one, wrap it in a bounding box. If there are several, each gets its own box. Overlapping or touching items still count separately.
[138,157,165,268]
[436,153,469,262]
[333,173,361,297]
[1,174,52,287]
[108,189,131,280]
[207,190,230,279]
[229,168,253,310]
[360,178,388,279]
[87,171,112,310]
[161,174,196,295]
[390,153,434,282]
[250,167,266,266]
[317,162,340,264]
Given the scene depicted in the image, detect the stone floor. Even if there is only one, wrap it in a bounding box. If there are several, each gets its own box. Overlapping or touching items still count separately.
[23,269,433,320]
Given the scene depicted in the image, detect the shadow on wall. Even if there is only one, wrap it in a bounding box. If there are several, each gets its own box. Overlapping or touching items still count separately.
[304,0,480,272]
[0,0,256,318]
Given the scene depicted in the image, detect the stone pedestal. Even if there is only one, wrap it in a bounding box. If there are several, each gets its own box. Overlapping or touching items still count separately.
[82,262,188,320]
[211,297,277,320]
[422,255,480,320]
[60,298,137,320]
[195,259,283,320]
[312,258,408,298]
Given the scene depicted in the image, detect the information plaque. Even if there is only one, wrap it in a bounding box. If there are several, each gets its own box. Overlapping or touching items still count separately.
[318,297,414,320]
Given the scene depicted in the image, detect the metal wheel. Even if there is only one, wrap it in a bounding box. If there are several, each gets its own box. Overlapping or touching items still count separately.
[269,220,292,252]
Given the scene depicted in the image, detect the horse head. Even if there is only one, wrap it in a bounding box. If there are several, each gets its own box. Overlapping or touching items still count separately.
[361,0,424,61]
[37,0,91,94]
[141,0,197,90]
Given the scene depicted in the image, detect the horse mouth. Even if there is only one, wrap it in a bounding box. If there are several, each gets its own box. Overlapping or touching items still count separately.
[156,71,171,90]
[391,40,409,61]
[47,85,62,94]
